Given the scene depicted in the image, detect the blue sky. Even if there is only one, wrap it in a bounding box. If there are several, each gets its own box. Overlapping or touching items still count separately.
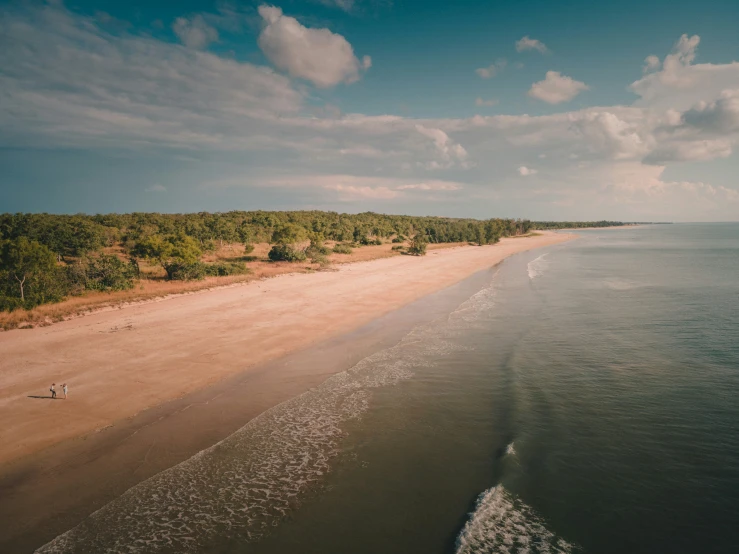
[2,0,739,220]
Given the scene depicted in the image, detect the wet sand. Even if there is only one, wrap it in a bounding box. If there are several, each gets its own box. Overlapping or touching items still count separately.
[0,232,573,552]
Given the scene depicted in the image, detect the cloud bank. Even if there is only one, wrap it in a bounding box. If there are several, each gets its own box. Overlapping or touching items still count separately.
[0,6,738,220]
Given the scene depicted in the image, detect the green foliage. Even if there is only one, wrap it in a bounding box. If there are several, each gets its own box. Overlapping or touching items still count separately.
[0,237,66,308]
[271,223,308,245]
[408,234,428,256]
[0,210,631,312]
[306,242,330,258]
[79,254,138,292]
[268,244,307,262]
[133,233,203,279]
[391,245,405,251]
[163,261,206,281]
[531,220,626,230]
[203,262,250,277]
[0,214,107,260]
[309,253,330,266]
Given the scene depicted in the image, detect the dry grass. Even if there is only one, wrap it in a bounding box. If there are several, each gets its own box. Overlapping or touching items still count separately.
[0,240,468,331]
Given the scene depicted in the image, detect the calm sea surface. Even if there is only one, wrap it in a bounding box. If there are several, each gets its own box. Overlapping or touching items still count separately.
[39,224,739,554]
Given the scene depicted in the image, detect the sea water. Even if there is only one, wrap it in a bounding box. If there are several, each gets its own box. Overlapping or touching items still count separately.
[38,224,739,553]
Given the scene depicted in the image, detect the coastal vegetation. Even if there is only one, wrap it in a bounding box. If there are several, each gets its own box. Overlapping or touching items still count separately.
[407,234,428,256]
[0,211,627,319]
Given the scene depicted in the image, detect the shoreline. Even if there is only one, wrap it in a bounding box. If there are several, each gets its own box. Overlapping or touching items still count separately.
[0,231,574,551]
[0,264,498,553]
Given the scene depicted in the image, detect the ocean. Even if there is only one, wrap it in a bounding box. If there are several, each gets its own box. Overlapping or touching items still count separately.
[38,224,739,553]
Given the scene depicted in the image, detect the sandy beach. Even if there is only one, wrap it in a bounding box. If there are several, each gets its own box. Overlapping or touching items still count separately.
[0,232,573,551]
[0,232,571,467]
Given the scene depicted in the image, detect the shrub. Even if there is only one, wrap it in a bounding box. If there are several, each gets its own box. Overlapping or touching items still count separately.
[82,254,137,291]
[242,243,255,255]
[163,261,206,280]
[306,243,330,258]
[408,234,428,256]
[392,237,404,243]
[134,233,203,278]
[391,245,405,251]
[309,253,330,266]
[268,244,307,262]
[332,243,353,254]
[203,262,250,277]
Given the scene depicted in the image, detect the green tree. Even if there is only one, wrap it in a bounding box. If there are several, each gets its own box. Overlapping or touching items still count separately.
[271,223,308,245]
[83,254,138,291]
[133,234,203,280]
[0,237,64,305]
[408,234,428,256]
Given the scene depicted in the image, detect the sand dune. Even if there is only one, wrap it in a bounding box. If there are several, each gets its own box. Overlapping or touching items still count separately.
[0,232,573,466]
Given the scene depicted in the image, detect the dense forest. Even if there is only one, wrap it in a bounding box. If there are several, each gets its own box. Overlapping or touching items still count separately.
[0,211,626,312]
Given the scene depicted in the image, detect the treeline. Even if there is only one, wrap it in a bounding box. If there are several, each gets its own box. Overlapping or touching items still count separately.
[0,211,623,312]
[532,220,628,229]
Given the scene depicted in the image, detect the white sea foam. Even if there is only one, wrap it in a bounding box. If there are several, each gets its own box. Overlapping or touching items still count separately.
[527,254,549,280]
[456,486,575,554]
[37,278,500,554]
[505,441,516,457]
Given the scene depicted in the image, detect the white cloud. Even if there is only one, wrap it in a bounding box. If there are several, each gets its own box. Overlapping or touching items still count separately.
[574,111,651,160]
[325,183,400,199]
[630,34,739,111]
[528,71,589,104]
[396,181,462,191]
[515,36,548,54]
[257,5,370,88]
[475,59,506,79]
[415,125,469,168]
[259,174,463,201]
[475,97,498,107]
[645,139,732,164]
[0,3,303,150]
[681,89,739,132]
[643,55,661,73]
[172,15,218,49]
[518,166,537,176]
[145,184,167,192]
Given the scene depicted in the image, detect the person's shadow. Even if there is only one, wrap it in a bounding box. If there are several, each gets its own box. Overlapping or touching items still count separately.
[28,395,56,400]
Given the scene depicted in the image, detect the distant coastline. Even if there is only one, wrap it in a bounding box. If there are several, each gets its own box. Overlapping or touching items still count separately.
[0,211,620,331]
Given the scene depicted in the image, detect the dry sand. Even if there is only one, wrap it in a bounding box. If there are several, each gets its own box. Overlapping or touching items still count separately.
[0,232,573,467]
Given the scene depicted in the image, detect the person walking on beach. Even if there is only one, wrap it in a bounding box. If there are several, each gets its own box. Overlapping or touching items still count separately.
[63,383,68,399]
[50,383,56,399]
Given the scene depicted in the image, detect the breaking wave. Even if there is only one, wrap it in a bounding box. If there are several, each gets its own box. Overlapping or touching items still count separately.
[527,254,549,280]
[456,486,576,554]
